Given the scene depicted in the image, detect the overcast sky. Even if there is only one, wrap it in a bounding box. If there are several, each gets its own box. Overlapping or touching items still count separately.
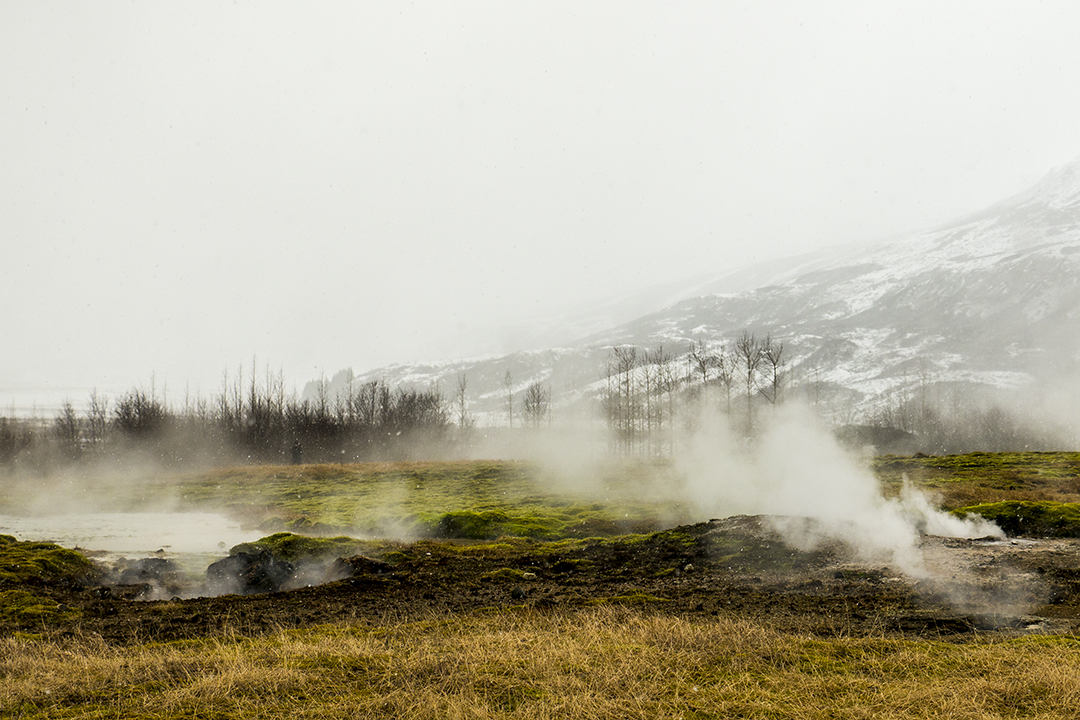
[4,1,1080,413]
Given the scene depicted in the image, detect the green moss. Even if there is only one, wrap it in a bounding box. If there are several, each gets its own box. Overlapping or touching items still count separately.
[430,510,564,540]
[951,501,1080,538]
[0,590,78,623]
[229,533,376,562]
[170,460,681,542]
[874,452,1080,492]
[0,538,99,585]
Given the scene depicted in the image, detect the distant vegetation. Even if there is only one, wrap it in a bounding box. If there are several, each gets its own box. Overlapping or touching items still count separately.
[598,331,1070,457]
[1,329,1074,473]
[1,366,453,470]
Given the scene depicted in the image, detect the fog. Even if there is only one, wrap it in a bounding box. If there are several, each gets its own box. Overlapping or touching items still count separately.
[6,3,1080,414]
[671,404,1002,577]
[0,397,1035,604]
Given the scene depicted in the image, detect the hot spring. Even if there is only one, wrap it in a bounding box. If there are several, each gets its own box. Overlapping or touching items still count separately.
[0,511,263,590]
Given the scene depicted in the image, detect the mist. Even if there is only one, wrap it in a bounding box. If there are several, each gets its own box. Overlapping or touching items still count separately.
[673,404,1002,577]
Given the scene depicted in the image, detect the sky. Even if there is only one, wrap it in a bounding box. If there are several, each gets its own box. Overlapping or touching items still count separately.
[4,1,1080,414]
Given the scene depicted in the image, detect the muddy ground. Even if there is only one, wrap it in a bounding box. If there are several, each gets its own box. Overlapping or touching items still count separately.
[12,516,1080,644]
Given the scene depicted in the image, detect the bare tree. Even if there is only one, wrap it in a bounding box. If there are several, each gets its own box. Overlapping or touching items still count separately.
[114,387,169,438]
[735,330,763,432]
[641,351,656,444]
[650,345,679,456]
[504,370,514,428]
[612,346,639,454]
[86,389,110,449]
[713,350,735,416]
[602,355,621,452]
[53,401,81,459]
[456,373,473,436]
[758,335,786,405]
[688,341,712,393]
[521,381,550,428]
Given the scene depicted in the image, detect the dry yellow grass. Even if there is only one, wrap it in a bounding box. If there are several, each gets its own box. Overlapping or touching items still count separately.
[2,607,1080,719]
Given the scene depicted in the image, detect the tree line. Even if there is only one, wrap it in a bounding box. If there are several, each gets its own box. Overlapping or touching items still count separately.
[0,366,454,470]
[2,333,1070,471]
[601,330,787,456]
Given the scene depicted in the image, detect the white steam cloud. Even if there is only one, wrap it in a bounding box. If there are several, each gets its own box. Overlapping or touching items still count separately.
[676,403,1002,577]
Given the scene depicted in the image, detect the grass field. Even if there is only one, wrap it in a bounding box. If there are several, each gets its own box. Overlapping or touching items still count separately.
[873,451,1080,509]
[169,459,695,539]
[4,453,1079,541]
[3,452,1080,717]
[168,452,1080,541]
[4,606,1080,719]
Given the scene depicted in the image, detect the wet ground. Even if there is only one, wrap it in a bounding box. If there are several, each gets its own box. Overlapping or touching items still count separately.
[12,516,1080,644]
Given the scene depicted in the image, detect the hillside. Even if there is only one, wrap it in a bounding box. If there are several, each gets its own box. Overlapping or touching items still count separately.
[308,160,1080,434]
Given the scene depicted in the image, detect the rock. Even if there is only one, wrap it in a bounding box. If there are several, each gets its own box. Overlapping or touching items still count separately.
[115,557,178,585]
[206,549,296,596]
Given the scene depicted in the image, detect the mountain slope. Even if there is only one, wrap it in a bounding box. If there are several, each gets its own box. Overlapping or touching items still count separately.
[311,159,1080,425]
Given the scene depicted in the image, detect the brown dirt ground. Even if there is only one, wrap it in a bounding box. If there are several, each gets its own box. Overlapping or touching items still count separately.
[11,516,1080,644]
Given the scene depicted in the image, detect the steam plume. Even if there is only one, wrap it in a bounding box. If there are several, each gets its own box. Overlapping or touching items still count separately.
[676,404,1002,577]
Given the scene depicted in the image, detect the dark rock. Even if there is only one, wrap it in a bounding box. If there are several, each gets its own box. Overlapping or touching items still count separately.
[116,557,178,585]
[206,549,296,596]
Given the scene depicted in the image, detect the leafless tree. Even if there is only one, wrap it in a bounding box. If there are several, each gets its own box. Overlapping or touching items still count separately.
[688,341,712,392]
[53,401,81,459]
[114,387,169,438]
[521,381,550,428]
[86,389,110,449]
[735,330,763,432]
[650,345,679,456]
[504,370,514,428]
[758,335,786,405]
[641,351,656,443]
[456,373,473,436]
[612,346,639,454]
[713,350,735,415]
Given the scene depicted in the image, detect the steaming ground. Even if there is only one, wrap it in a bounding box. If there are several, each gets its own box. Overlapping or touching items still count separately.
[5,435,1080,641]
[676,404,1003,577]
[0,511,263,599]
[0,406,1034,615]
[0,512,259,557]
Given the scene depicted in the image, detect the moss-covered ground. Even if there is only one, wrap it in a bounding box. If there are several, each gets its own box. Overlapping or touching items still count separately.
[0,535,98,624]
[873,451,1080,508]
[166,453,1080,541]
[951,500,1080,538]
[169,459,686,539]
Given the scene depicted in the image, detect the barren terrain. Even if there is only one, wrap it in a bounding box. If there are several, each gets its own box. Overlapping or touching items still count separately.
[11,515,1080,645]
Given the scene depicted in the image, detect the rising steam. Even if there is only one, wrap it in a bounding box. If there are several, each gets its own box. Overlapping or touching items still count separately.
[676,403,1002,577]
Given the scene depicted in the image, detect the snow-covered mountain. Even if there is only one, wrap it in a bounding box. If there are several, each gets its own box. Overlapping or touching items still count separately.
[309,159,1080,425]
